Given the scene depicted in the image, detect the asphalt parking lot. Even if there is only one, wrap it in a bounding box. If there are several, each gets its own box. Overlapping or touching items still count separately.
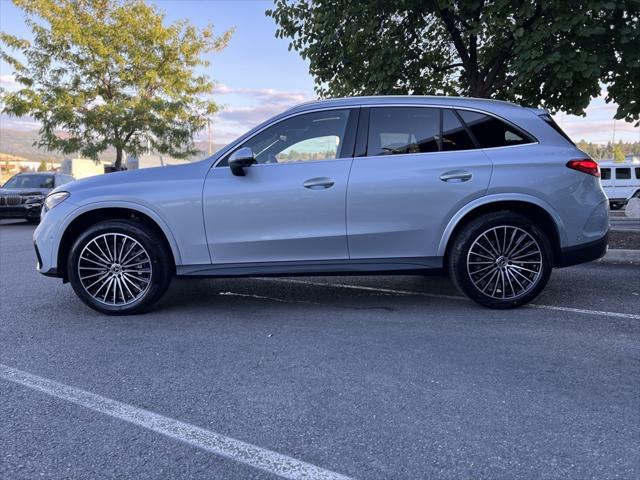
[1,219,639,480]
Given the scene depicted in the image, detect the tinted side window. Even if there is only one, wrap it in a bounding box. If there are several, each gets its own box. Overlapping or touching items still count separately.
[616,168,631,180]
[367,107,439,156]
[442,109,475,151]
[601,168,611,180]
[457,110,532,148]
[229,109,351,165]
[635,168,640,179]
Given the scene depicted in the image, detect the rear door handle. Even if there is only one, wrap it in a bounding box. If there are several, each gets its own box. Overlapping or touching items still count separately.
[303,177,335,189]
[439,170,472,182]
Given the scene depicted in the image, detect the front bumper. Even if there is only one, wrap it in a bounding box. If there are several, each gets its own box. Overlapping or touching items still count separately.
[556,232,608,268]
[33,241,58,277]
[0,203,42,219]
[33,199,77,277]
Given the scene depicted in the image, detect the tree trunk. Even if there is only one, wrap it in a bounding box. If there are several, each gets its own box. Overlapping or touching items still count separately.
[115,147,123,171]
[469,76,487,98]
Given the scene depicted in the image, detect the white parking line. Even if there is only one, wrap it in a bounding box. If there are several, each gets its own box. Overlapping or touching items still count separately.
[258,278,463,301]
[265,278,640,320]
[0,364,352,480]
[219,291,322,305]
[527,303,640,319]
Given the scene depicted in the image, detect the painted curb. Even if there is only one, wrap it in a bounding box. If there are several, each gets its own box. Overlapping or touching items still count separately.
[599,249,640,265]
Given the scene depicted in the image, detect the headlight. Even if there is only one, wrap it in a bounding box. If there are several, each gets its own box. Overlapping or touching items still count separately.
[44,191,70,211]
[25,195,45,204]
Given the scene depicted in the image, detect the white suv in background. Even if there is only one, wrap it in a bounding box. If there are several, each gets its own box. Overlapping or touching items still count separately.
[600,161,640,209]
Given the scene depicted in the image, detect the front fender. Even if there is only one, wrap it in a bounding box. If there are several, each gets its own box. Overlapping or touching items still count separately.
[53,200,183,268]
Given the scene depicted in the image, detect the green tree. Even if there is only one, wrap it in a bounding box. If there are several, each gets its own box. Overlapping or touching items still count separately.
[613,143,626,162]
[37,159,47,172]
[268,0,640,124]
[1,0,232,170]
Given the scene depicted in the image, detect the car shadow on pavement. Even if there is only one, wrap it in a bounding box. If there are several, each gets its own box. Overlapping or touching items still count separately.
[155,275,471,316]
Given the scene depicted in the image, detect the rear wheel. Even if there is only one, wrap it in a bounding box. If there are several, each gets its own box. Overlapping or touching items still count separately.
[68,220,172,315]
[448,212,553,309]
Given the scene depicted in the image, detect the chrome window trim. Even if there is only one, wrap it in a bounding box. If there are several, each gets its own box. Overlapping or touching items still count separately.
[212,102,539,168]
[361,104,538,158]
[227,157,352,169]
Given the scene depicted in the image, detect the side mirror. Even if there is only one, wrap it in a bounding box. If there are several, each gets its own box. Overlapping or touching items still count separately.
[228,147,256,176]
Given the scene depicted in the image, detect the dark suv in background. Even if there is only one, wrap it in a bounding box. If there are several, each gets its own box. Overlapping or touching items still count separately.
[0,172,74,223]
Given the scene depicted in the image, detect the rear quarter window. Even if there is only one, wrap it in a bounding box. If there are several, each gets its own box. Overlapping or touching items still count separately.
[601,168,611,180]
[457,110,533,148]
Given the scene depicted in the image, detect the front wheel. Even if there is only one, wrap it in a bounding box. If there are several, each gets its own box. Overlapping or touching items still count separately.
[448,212,553,309]
[68,220,172,315]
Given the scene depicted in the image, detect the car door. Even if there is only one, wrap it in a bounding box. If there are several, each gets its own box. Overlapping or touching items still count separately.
[203,108,357,264]
[346,106,493,260]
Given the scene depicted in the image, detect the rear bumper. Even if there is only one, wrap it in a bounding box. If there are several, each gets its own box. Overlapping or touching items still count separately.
[556,232,608,268]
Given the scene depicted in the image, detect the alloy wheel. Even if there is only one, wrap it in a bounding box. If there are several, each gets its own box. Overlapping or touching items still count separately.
[466,226,543,299]
[77,233,152,306]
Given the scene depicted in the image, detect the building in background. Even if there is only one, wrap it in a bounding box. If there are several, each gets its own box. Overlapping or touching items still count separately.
[59,158,106,179]
[126,153,191,170]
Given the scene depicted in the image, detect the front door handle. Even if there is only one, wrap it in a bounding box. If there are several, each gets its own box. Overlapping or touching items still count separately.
[439,170,472,182]
[303,177,335,189]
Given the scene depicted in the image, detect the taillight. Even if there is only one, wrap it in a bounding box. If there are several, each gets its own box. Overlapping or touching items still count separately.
[566,159,600,177]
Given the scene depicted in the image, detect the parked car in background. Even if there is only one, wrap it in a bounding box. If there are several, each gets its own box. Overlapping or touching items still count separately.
[34,96,609,315]
[599,160,640,209]
[0,172,74,223]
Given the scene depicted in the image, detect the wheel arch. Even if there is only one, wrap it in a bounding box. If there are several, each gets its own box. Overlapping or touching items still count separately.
[439,194,565,267]
[56,202,180,281]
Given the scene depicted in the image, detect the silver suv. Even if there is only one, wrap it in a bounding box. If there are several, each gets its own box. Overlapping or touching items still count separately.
[34,96,609,314]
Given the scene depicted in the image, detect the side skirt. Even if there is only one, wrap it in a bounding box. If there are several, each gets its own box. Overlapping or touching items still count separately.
[176,257,444,278]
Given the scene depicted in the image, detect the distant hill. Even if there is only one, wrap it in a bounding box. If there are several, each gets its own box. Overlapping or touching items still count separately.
[0,128,68,163]
[0,126,226,163]
[0,152,32,163]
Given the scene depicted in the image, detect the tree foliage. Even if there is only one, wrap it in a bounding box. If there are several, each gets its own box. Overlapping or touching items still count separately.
[576,140,640,160]
[268,0,640,124]
[1,0,232,169]
[613,143,626,162]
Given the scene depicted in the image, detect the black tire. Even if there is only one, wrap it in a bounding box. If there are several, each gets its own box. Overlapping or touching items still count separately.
[68,220,173,315]
[26,217,40,224]
[448,212,553,309]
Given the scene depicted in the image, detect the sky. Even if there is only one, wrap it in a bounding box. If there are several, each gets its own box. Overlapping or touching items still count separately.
[0,0,638,145]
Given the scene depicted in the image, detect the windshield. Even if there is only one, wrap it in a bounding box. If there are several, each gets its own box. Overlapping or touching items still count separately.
[3,174,55,189]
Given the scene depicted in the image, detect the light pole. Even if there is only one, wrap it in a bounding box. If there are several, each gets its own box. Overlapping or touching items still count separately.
[208,118,213,156]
